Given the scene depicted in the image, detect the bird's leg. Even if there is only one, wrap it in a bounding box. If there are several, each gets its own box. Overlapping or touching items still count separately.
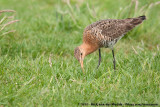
[112,49,116,71]
[97,48,101,69]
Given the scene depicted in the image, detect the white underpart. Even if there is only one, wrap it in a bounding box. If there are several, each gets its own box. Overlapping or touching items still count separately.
[105,35,124,48]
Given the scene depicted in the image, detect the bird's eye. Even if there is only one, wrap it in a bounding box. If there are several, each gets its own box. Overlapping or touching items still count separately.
[81,53,82,56]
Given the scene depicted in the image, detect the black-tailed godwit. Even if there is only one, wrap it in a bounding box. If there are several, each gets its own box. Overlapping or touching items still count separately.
[74,16,146,72]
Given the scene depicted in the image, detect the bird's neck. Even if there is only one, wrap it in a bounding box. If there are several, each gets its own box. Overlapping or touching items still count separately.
[79,43,99,56]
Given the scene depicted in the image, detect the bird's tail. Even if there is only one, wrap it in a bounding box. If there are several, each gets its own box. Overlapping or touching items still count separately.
[138,15,146,20]
[130,15,146,25]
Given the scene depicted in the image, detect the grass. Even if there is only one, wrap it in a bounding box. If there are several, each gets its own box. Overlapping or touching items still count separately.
[0,0,160,106]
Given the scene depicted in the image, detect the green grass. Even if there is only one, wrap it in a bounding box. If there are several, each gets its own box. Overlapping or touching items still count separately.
[0,0,160,106]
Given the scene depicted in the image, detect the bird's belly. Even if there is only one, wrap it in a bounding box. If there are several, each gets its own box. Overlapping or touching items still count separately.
[102,40,117,48]
[102,35,123,48]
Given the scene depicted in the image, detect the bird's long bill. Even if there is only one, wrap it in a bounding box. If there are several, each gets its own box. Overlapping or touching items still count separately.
[80,60,84,73]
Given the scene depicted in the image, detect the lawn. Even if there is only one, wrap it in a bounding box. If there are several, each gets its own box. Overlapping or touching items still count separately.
[0,0,160,106]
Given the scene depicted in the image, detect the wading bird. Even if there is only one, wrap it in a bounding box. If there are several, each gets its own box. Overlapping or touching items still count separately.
[74,16,146,72]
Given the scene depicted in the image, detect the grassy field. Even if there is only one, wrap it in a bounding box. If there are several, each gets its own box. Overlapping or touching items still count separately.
[0,0,160,106]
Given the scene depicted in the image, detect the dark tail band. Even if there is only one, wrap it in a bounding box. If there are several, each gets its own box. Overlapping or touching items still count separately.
[138,15,146,20]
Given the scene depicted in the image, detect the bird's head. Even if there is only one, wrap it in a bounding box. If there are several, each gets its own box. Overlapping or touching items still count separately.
[74,46,85,72]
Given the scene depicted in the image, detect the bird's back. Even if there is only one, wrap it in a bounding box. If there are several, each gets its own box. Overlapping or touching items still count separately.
[83,16,146,48]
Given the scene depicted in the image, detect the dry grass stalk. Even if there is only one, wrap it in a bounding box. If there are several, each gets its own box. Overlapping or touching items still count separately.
[134,0,139,13]
[0,20,19,32]
[1,30,16,36]
[63,0,76,24]
[132,46,138,54]
[0,10,15,16]
[49,54,53,67]
[149,1,160,9]
[157,45,159,51]
[0,16,7,24]
[139,5,147,13]
[137,46,144,51]
[8,15,15,19]
[0,10,15,13]
[0,9,19,36]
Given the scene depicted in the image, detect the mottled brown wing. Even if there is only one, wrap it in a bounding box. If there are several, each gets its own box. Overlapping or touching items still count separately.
[102,20,127,39]
[84,19,126,44]
[83,16,145,44]
[83,19,126,46]
[91,19,128,41]
[97,17,145,40]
